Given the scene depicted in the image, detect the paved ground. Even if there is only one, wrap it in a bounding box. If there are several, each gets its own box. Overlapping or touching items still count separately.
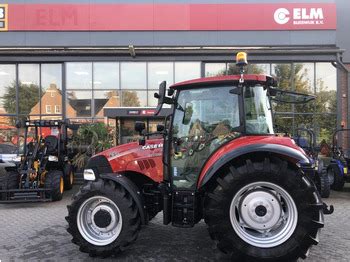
[1,185,350,262]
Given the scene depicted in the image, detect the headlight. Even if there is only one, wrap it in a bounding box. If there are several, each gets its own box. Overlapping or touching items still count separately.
[12,155,22,162]
[48,155,59,162]
[83,169,96,181]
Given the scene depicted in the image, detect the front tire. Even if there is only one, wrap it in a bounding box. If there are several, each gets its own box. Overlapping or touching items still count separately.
[328,165,345,191]
[315,169,330,198]
[64,163,74,190]
[66,179,141,257]
[0,171,19,200]
[204,157,324,261]
[45,170,64,201]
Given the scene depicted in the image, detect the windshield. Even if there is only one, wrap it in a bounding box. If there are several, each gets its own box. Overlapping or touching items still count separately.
[171,86,241,189]
[244,85,274,134]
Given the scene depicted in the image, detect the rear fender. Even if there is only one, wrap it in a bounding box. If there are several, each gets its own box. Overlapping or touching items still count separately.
[198,143,310,188]
[100,173,147,225]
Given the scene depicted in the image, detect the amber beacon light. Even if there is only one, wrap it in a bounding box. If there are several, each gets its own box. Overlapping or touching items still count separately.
[236,52,248,67]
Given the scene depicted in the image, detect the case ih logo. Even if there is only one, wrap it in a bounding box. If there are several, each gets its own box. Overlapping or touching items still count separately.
[274,7,324,25]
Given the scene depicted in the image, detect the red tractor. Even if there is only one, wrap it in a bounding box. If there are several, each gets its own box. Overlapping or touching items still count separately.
[66,53,332,261]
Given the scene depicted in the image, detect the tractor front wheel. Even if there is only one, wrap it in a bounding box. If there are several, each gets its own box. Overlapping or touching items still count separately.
[66,179,141,257]
[64,163,74,190]
[315,169,330,198]
[45,170,64,201]
[328,165,345,191]
[0,171,19,200]
[204,157,324,261]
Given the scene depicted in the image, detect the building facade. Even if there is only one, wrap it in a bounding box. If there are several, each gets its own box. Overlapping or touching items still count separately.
[0,0,349,145]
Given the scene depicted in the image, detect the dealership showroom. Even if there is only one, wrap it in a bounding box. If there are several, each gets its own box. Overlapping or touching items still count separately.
[1,0,350,261]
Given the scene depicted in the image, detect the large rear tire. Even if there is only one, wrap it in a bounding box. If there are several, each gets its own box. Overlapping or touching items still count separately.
[204,157,324,261]
[66,179,141,257]
[45,170,64,201]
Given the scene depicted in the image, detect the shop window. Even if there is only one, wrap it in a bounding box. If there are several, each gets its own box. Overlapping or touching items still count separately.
[94,90,120,117]
[66,63,92,90]
[121,90,147,107]
[205,63,226,77]
[93,62,119,90]
[147,90,159,107]
[41,64,62,116]
[315,63,337,113]
[0,64,16,115]
[121,62,146,89]
[148,62,174,90]
[66,90,92,118]
[18,64,40,116]
[174,62,201,83]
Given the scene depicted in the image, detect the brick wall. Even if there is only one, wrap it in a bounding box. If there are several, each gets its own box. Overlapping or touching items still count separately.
[338,64,350,151]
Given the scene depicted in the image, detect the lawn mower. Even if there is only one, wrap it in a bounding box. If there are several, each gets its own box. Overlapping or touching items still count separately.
[66,52,333,261]
[0,120,75,202]
[327,128,350,191]
[293,128,330,197]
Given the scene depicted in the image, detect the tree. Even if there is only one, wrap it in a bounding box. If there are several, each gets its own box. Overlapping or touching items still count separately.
[122,91,141,107]
[2,81,40,116]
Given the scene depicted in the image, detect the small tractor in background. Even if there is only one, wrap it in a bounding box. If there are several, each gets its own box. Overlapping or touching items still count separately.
[66,52,333,261]
[327,128,350,190]
[293,128,330,197]
[0,120,75,202]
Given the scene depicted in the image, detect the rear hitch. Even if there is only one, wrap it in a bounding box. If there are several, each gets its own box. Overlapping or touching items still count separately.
[323,203,334,215]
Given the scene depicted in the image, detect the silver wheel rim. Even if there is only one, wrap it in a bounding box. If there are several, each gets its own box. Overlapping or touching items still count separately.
[230,181,298,248]
[77,196,122,246]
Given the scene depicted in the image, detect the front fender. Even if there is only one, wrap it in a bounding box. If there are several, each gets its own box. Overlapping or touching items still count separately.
[100,173,147,225]
[198,143,310,187]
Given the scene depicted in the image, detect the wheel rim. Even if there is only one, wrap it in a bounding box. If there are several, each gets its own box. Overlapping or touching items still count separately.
[77,196,123,246]
[59,177,64,194]
[230,181,298,248]
[69,171,74,185]
[327,169,335,185]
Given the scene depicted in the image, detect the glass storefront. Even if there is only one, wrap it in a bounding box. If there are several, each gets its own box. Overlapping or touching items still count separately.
[0,60,337,147]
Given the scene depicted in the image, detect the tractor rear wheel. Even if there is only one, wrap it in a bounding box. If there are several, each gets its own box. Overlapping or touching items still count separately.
[45,170,64,201]
[328,165,345,191]
[66,179,141,257]
[64,163,74,190]
[204,157,324,261]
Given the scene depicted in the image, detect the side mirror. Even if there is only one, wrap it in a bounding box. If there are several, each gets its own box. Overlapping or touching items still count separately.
[154,81,167,115]
[157,124,165,132]
[134,121,146,135]
[183,102,193,125]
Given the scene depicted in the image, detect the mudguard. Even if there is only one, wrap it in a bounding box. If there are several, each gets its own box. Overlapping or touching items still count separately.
[198,143,310,187]
[100,173,147,225]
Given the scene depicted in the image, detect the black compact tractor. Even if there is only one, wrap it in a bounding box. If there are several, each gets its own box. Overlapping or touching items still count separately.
[0,120,75,202]
[327,128,350,191]
[293,128,330,198]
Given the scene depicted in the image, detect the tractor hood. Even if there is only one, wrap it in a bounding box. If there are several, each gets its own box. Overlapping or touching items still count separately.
[93,138,164,182]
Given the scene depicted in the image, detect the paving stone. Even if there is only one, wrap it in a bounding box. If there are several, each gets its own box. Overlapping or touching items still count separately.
[0,185,350,261]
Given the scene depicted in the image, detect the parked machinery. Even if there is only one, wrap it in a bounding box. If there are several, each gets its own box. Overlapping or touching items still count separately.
[327,128,350,191]
[293,128,330,197]
[66,53,333,261]
[0,120,75,202]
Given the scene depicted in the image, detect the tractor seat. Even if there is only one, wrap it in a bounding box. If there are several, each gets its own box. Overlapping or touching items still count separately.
[45,135,58,154]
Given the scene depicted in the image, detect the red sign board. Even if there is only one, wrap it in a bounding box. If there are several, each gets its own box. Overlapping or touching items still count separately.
[4,3,336,31]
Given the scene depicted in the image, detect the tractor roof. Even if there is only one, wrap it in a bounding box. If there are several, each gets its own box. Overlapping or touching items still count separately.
[170,74,274,90]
